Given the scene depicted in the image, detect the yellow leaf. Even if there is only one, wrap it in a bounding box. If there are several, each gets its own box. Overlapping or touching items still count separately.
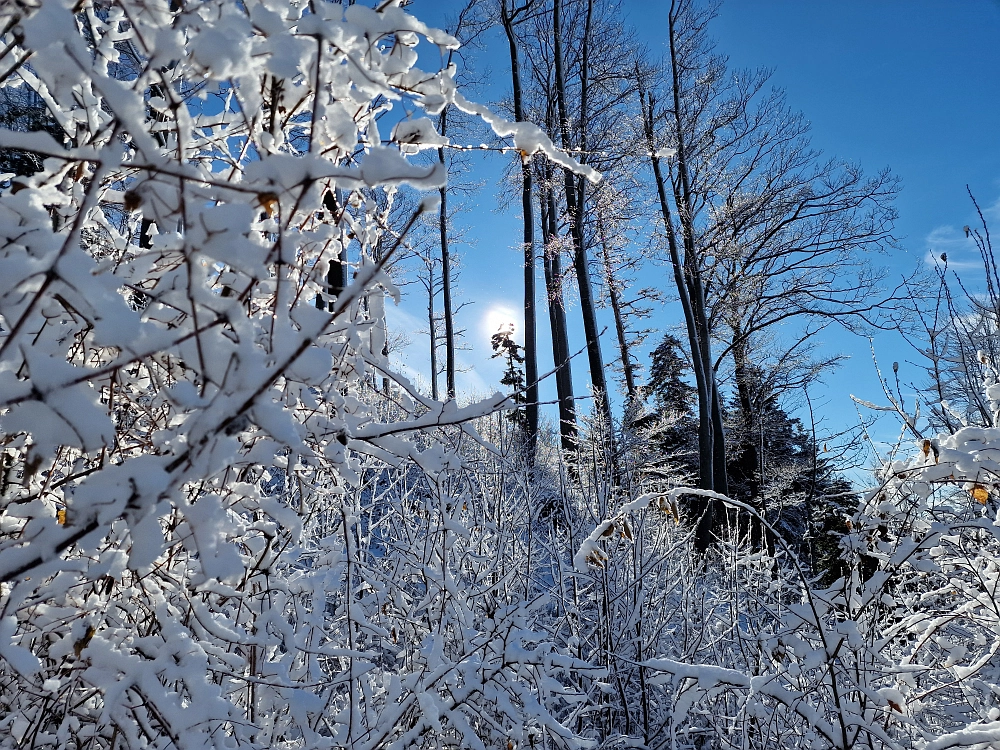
[922,439,931,458]
[972,485,989,504]
[257,192,279,218]
[56,508,66,525]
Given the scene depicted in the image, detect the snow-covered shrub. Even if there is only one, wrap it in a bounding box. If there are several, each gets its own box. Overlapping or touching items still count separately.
[576,358,1000,750]
[0,2,596,747]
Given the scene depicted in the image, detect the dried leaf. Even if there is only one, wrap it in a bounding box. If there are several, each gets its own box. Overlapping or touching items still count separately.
[73,626,95,658]
[123,189,142,212]
[257,192,279,218]
[972,484,989,504]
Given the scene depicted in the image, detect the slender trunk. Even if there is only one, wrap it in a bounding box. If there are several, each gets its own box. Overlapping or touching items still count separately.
[667,2,727,541]
[438,110,456,399]
[731,326,770,550]
[597,214,637,400]
[552,0,611,428]
[541,164,577,452]
[636,67,715,551]
[427,264,439,401]
[501,0,538,451]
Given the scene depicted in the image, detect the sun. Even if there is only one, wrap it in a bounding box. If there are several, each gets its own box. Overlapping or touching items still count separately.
[482,304,519,342]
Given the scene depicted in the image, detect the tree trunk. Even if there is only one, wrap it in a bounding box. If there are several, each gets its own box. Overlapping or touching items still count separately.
[438,110,456,400]
[501,0,539,452]
[427,262,439,402]
[637,63,716,552]
[541,163,577,453]
[597,213,637,401]
[324,190,348,300]
[667,2,728,498]
[552,0,612,429]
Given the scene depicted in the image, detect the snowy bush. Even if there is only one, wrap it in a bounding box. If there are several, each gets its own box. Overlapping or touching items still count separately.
[0,1,597,748]
[573,363,1000,749]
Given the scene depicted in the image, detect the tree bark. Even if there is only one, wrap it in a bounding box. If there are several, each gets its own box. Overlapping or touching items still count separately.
[552,0,611,429]
[637,61,716,552]
[501,0,539,451]
[541,162,577,453]
[438,109,456,400]
[597,214,637,400]
[427,261,439,402]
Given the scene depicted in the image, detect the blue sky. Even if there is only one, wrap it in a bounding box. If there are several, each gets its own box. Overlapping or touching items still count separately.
[396,0,1000,457]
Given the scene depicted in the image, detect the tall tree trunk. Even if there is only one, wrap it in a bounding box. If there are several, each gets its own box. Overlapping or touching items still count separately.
[597,214,637,401]
[731,323,769,549]
[315,190,348,310]
[541,163,577,453]
[324,190,348,300]
[667,1,729,503]
[438,110,456,400]
[552,0,612,429]
[427,262,439,402]
[637,64,715,552]
[501,0,538,451]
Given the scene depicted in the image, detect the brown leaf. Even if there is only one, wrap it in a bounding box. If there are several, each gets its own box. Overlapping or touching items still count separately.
[123,189,142,212]
[73,626,95,658]
[257,192,279,218]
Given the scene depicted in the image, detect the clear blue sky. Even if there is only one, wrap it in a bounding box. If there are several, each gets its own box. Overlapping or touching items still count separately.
[398,0,1000,456]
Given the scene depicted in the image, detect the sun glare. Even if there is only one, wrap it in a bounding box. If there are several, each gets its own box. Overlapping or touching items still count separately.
[482,305,519,342]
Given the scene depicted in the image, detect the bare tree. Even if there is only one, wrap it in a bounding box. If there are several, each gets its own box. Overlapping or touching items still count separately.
[500,0,541,451]
[637,0,899,550]
[592,183,660,404]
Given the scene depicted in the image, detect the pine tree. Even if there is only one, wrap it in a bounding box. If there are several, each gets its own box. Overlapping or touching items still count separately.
[0,86,64,177]
[644,333,699,474]
[491,323,527,429]
[644,334,853,575]
[725,365,855,576]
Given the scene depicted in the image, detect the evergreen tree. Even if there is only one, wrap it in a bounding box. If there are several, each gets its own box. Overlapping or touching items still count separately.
[644,333,698,475]
[0,86,64,177]
[491,322,527,429]
[644,334,853,577]
[726,366,855,577]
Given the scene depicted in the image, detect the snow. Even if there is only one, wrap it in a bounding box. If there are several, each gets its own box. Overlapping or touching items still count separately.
[0,1,996,748]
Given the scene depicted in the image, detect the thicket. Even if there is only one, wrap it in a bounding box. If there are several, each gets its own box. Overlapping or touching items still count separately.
[0,2,998,750]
